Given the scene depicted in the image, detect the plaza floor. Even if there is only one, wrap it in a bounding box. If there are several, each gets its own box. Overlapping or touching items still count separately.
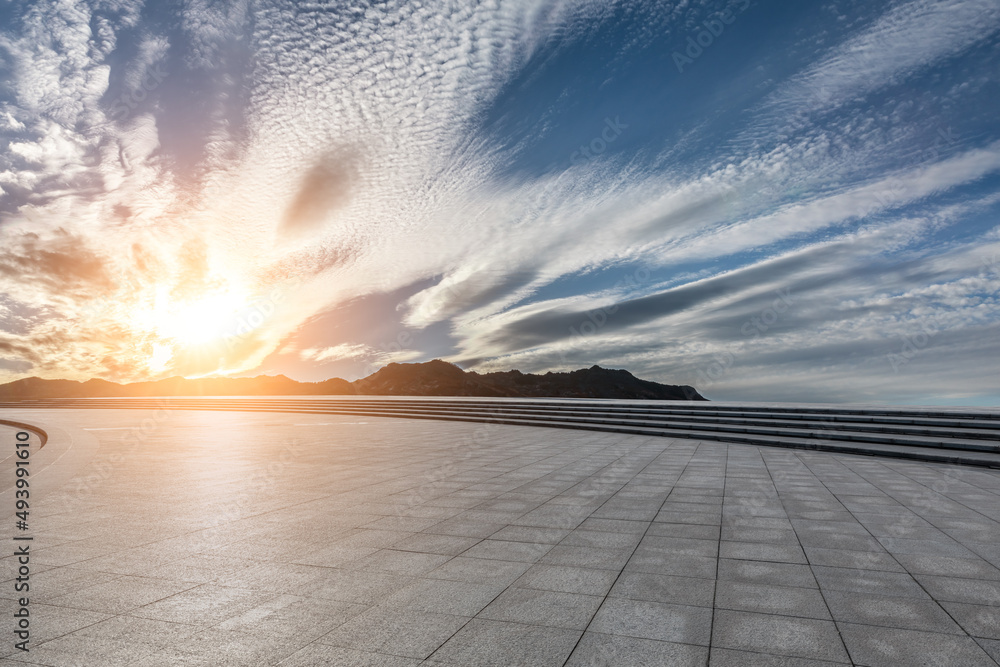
[2,408,999,666]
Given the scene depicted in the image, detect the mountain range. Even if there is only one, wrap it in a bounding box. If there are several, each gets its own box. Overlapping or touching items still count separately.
[0,360,706,401]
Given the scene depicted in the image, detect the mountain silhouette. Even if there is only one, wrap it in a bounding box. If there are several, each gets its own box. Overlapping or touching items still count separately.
[0,360,705,401]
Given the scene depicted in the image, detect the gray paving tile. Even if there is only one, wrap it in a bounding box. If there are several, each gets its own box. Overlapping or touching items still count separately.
[839,622,998,667]
[18,635,161,666]
[136,627,303,666]
[279,644,422,666]
[708,648,851,666]
[802,546,904,572]
[636,535,719,557]
[723,516,795,530]
[319,607,469,659]
[146,555,253,585]
[591,504,662,521]
[354,549,452,575]
[798,532,885,552]
[392,533,481,556]
[717,559,817,588]
[811,566,928,598]
[60,615,199,650]
[460,539,554,562]
[625,552,719,578]
[365,516,444,533]
[791,520,871,537]
[478,587,602,630]
[724,506,788,521]
[823,590,962,633]
[211,561,334,594]
[894,554,1000,580]
[609,571,716,607]
[291,543,379,568]
[913,574,1000,605]
[715,581,831,619]
[488,525,569,544]
[560,529,643,549]
[565,632,708,666]
[425,518,507,538]
[588,598,713,645]
[427,618,580,667]
[45,575,197,615]
[711,610,849,663]
[21,566,121,603]
[513,505,593,530]
[655,510,722,525]
[426,556,532,584]
[540,544,633,570]
[721,527,800,544]
[461,509,528,525]
[938,601,1000,639]
[215,594,367,639]
[866,524,954,541]
[13,409,1000,667]
[130,584,279,625]
[301,568,420,604]
[967,542,1000,568]
[878,536,978,558]
[324,528,416,550]
[645,522,720,539]
[513,564,619,596]
[719,541,807,564]
[383,578,506,616]
[575,517,649,533]
[978,638,1000,663]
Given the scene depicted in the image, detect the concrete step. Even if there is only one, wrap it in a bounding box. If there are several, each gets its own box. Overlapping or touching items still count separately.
[6,398,999,467]
[150,402,1000,440]
[101,401,1000,450]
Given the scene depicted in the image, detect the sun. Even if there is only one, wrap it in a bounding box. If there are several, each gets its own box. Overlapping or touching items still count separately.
[145,284,251,348]
[172,290,248,345]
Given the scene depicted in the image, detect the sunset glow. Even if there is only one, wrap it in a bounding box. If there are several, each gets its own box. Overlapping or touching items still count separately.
[1,1,999,404]
[152,286,251,347]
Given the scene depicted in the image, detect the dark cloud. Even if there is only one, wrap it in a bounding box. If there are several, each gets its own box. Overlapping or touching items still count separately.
[477,247,827,353]
[0,358,32,373]
[0,229,115,295]
[475,231,983,357]
[0,339,37,361]
[637,194,735,238]
[280,151,357,239]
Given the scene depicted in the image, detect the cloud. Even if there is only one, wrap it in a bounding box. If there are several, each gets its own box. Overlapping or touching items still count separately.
[666,141,1000,262]
[504,221,999,403]
[300,344,373,364]
[0,0,998,405]
[299,342,422,373]
[280,152,358,240]
[753,0,1000,131]
[0,228,115,296]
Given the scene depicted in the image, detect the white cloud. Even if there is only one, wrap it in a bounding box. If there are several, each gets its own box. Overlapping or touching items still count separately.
[1,0,999,406]
[299,343,422,369]
[668,141,1000,262]
[757,0,1000,125]
[300,344,373,364]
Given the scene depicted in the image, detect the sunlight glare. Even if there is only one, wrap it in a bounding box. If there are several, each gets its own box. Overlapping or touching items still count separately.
[154,284,250,347]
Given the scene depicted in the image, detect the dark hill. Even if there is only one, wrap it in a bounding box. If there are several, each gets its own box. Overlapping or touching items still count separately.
[353,359,508,396]
[0,360,705,400]
[477,364,704,400]
[0,374,355,399]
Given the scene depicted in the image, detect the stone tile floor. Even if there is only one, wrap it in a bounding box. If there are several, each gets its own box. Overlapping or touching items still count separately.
[1,408,998,666]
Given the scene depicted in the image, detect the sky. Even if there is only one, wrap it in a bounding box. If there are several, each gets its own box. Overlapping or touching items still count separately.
[1,0,999,405]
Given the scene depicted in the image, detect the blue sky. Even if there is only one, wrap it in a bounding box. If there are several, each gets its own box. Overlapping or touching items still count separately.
[1,0,999,405]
